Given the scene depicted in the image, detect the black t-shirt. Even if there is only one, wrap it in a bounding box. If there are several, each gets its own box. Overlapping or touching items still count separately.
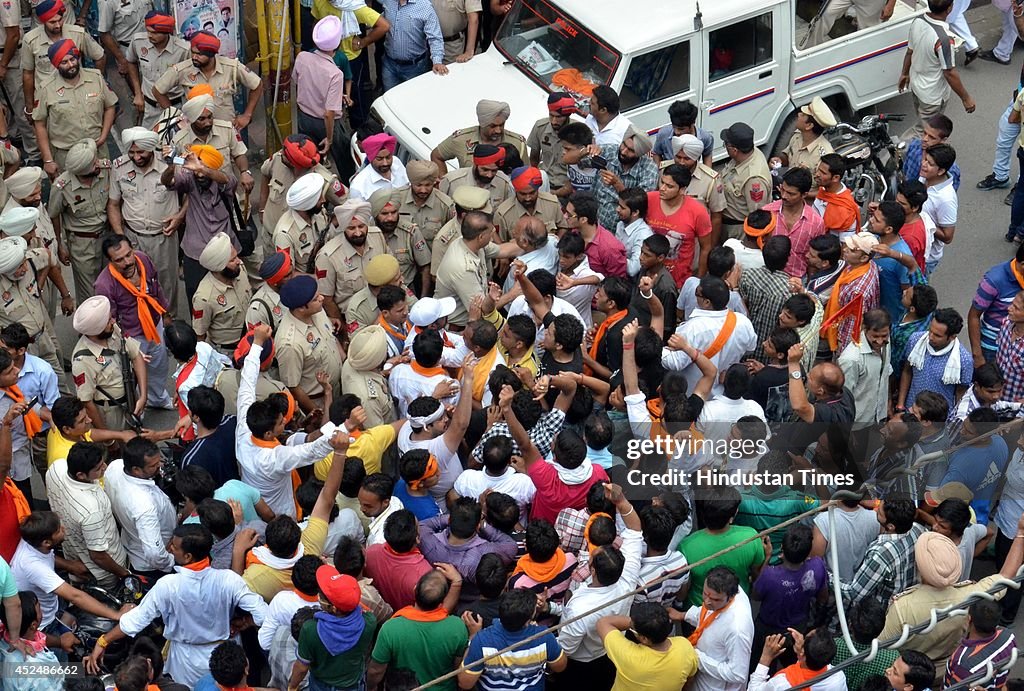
[180,416,240,487]
[748,366,792,424]
[777,387,856,455]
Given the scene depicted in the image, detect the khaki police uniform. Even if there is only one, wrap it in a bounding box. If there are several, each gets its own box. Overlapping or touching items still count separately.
[433,126,527,169]
[192,270,252,354]
[125,33,190,128]
[526,116,569,190]
[0,142,20,210]
[342,365,394,428]
[97,0,148,51]
[435,237,488,327]
[720,149,772,236]
[685,162,727,216]
[273,208,330,273]
[314,228,386,315]
[430,0,481,64]
[397,185,454,245]
[430,216,500,276]
[275,308,343,400]
[2,198,59,323]
[47,161,110,301]
[382,221,430,288]
[172,120,246,174]
[214,367,286,414]
[0,247,63,376]
[21,22,103,81]
[493,192,564,242]
[70,324,141,431]
[33,69,118,171]
[245,282,285,333]
[259,152,346,257]
[439,167,513,216]
[109,154,182,317]
[0,0,32,156]
[153,55,262,123]
[781,132,834,172]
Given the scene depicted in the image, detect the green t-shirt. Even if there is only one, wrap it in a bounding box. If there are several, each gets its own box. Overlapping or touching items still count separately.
[371,615,469,691]
[735,487,820,565]
[0,556,17,598]
[679,525,766,606]
[297,610,377,688]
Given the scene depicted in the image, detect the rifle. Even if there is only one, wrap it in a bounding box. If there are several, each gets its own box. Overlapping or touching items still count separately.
[95,337,143,433]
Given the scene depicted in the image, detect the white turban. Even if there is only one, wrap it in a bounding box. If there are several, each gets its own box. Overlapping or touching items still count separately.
[65,139,97,175]
[0,237,26,275]
[5,167,42,200]
[121,126,160,152]
[671,134,704,161]
[199,231,233,272]
[181,94,214,123]
[0,207,39,237]
[286,172,326,212]
[72,295,112,336]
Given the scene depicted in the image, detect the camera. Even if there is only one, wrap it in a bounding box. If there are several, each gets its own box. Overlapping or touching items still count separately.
[580,154,608,171]
[163,145,185,166]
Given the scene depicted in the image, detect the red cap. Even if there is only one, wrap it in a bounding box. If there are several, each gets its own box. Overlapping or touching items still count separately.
[233,328,275,371]
[191,30,221,55]
[316,565,361,611]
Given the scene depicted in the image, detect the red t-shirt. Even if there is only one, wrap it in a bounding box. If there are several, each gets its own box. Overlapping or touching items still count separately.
[527,461,609,523]
[0,487,20,563]
[364,544,433,611]
[900,218,927,273]
[645,191,712,288]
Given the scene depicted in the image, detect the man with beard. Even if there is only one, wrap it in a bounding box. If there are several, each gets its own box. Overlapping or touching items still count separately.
[668,134,726,247]
[124,12,190,129]
[439,143,514,212]
[34,40,117,179]
[276,275,345,412]
[70,295,148,432]
[162,143,239,305]
[245,249,295,334]
[494,166,565,242]
[432,99,527,174]
[592,127,660,231]
[398,159,455,248]
[528,92,577,200]
[0,237,65,384]
[192,232,252,356]
[274,172,330,272]
[172,93,253,195]
[368,188,430,296]
[153,31,263,130]
[94,234,174,409]
[47,139,111,302]
[109,127,185,318]
[350,133,409,201]
[316,199,387,325]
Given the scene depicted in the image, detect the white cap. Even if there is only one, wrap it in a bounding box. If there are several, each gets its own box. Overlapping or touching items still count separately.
[409,296,457,327]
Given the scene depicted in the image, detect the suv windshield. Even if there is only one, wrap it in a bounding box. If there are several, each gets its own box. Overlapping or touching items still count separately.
[493,0,619,99]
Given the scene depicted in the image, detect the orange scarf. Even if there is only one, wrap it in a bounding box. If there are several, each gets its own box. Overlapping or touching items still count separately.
[294,589,319,602]
[3,385,41,438]
[251,436,282,448]
[821,262,871,350]
[513,548,567,583]
[816,187,860,232]
[407,454,439,491]
[647,398,667,442]
[4,477,29,522]
[584,512,612,553]
[411,361,446,378]
[413,326,456,349]
[745,214,776,248]
[471,347,499,402]
[585,309,628,375]
[182,557,211,572]
[703,311,737,359]
[687,599,732,646]
[393,606,449,622]
[1012,260,1024,290]
[109,257,166,343]
[378,315,411,344]
[778,663,824,691]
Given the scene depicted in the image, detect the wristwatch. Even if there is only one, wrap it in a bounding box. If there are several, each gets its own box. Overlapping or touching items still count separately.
[790,370,803,380]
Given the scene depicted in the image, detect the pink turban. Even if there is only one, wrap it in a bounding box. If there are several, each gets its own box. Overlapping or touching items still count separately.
[363,133,397,162]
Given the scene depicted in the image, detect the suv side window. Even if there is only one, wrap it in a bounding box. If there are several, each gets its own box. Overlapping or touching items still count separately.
[620,41,691,110]
[708,13,773,81]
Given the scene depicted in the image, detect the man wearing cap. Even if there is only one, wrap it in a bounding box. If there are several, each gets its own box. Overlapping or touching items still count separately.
[34,39,118,178]
[439,143,514,214]
[772,97,836,172]
[528,92,576,199]
[0,236,65,379]
[71,295,148,431]
[670,134,726,246]
[398,159,455,247]
[350,133,409,201]
[431,98,527,174]
[109,127,184,317]
[591,126,660,232]
[342,325,397,428]
[316,198,387,322]
[404,295,460,363]
[370,187,431,294]
[48,138,110,302]
[245,249,295,334]
[273,171,330,272]
[172,92,252,192]
[153,30,263,130]
[93,234,173,409]
[822,232,882,356]
[346,253,416,333]
[495,166,565,242]
[125,12,189,128]
[719,122,772,240]
[275,275,344,412]
[215,332,287,413]
[193,232,252,356]
[436,210,494,328]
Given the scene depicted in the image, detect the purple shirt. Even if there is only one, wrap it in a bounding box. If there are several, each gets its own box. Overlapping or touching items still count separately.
[584,226,628,279]
[93,251,169,339]
[752,556,827,629]
[417,514,518,602]
[172,168,239,261]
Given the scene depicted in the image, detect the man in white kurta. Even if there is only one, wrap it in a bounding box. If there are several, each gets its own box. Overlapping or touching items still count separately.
[684,569,755,691]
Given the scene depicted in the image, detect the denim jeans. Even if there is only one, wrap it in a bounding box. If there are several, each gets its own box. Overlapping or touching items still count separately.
[993,102,1020,181]
[381,54,430,92]
[1009,148,1024,239]
[307,674,366,691]
[42,617,72,662]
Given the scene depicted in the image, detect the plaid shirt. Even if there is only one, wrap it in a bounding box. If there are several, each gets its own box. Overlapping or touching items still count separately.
[841,523,925,609]
[903,137,962,190]
[594,144,661,231]
[739,267,793,360]
[555,507,589,553]
[997,318,1024,401]
[471,409,566,465]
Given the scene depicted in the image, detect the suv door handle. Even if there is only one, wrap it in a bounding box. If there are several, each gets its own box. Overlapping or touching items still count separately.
[700,99,716,110]
[758,70,772,79]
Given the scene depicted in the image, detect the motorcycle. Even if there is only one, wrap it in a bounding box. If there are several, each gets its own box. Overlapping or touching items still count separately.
[827,113,905,217]
[66,575,159,672]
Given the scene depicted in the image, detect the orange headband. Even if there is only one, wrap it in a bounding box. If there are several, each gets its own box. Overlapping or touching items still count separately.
[584,511,613,554]
[743,214,777,248]
[408,454,439,490]
[281,390,296,424]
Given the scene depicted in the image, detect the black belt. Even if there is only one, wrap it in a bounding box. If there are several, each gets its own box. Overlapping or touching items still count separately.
[389,53,426,66]
[118,40,129,47]
[722,217,744,225]
[95,397,127,407]
[443,33,462,41]
[144,95,182,107]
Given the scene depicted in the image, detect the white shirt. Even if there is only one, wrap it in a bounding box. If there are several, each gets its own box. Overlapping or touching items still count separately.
[696,396,767,447]
[837,339,892,427]
[615,218,654,278]
[388,362,460,418]
[811,507,881,583]
[403,326,463,368]
[921,175,957,263]
[723,239,765,272]
[258,589,318,651]
[556,256,603,329]
[503,241,560,292]
[684,589,755,691]
[454,467,536,521]
[348,158,409,201]
[585,112,633,147]
[558,527,643,662]
[119,564,267,687]
[45,459,127,588]
[397,425,463,510]
[506,294,586,352]
[10,540,65,627]
[748,663,848,691]
[103,459,177,573]
[366,496,405,546]
[235,343,337,518]
[676,276,747,321]
[661,308,758,397]
[174,341,231,415]
[908,14,956,105]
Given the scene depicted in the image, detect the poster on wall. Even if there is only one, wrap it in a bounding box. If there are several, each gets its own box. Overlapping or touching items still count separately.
[173,0,239,58]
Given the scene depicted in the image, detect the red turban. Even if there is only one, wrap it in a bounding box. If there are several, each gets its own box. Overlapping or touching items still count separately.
[511,166,543,192]
[35,0,64,21]
[144,11,174,33]
[191,31,220,55]
[547,91,579,116]
[282,136,320,170]
[47,39,78,68]
[472,144,504,167]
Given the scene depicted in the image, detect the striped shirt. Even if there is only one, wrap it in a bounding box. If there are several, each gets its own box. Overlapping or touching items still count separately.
[461,622,564,691]
[998,318,1024,402]
[944,628,1017,691]
[636,551,690,605]
[381,0,444,64]
[972,261,1022,353]
[840,523,926,609]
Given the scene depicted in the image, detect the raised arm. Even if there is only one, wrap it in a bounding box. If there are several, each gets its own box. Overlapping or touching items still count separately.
[443,353,479,452]
[497,384,542,469]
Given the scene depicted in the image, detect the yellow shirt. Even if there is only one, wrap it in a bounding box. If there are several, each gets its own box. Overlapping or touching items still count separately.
[243,516,329,602]
[603,631,699,691]
[46,429,93,467]
[313,423,397,481]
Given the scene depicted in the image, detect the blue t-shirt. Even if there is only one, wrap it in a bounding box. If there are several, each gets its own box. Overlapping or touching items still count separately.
[192,674,218,691]
[752,556,828,629]
[942,436,1010,524]
[462,622,562,691]
[872,238,913,323]
[180,416,240,487]
[393,481,441,521]
[183,479,263,523]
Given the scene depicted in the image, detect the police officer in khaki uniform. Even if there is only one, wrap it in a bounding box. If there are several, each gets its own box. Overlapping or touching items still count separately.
[259,134,346,259]
[125,12,190,129]
[153,30,263,130]
[345,254,416,333]
[435,210,493,328]
[494,165,565,242]
[315,198,386,324]
[527,92,576,199]
[398,160,454,247]
[0,237,65,378]
[274,274,343,412]
[96,0,150,120]
[70,294,147,431]
[368,187,431,295]
[430,185,495,277]
[273,171,331,273]
[172,93,251,188]
[341,325,395,428]
[192,232,252,355]
[430,0,481,64]
[668,134,727,251]
[719,122,772,240]
[34,40,118,178]
[47,139,109,301]
[0,0,32,157]
[215,365,287,417]
[774,97,837,172]
[245,249,294,334]
[430,99,527,174]
[439,143,514,216]
[109,126,184,317]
